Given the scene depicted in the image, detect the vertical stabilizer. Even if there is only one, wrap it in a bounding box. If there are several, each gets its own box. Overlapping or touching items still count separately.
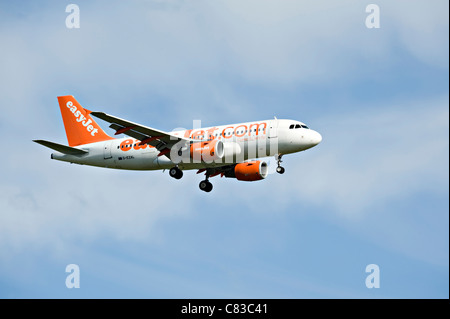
[57,95,113,146]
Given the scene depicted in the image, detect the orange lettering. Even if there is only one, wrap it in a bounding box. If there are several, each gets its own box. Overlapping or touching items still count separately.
[222,126,234,139]
[206,127,218,140]
[120,139,133,151]
[191,130,205,139]
[249,122,267,136]
[134,140,147,150]
[234,125,247,137]
[184,129,193,138]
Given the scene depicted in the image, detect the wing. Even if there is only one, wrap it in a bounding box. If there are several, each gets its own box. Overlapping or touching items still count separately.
[91,111,194,157]
[196,164,235,178]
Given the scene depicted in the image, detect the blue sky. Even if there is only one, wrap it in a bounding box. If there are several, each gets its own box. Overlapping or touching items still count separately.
[0,0,448,298]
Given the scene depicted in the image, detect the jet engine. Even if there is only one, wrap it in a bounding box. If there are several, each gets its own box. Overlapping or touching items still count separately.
[225,160,268,181]
[189,139,224,163]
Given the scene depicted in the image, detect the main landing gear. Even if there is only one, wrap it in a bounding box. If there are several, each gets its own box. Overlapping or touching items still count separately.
[169,166,183,179]
[275,154,285,174]
[199,175,213,192]
[169,166,214,192]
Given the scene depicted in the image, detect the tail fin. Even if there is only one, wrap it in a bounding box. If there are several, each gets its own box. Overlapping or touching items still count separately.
[57,95,113,146]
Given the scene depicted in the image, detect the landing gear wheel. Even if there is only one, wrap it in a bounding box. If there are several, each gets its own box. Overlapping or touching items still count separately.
[275,154,285,174]
[276,166,285,174]
[199,180,213,192]
[169,167,183,179]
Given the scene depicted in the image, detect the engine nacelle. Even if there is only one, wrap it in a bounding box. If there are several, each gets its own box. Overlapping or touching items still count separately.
[189,139,224,163]
[228,160,268,181]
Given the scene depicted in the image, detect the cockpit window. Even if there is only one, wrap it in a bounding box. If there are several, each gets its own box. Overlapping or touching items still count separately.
[290,123,310,129]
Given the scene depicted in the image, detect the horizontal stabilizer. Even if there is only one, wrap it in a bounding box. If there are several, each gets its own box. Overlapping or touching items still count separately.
[33,140,88,156]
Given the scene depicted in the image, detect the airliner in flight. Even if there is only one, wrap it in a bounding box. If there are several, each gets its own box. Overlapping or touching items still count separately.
[34,96,322,192]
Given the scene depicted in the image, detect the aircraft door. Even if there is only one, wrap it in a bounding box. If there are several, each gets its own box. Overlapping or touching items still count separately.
[269,119,278,139]
[103,141,113,159]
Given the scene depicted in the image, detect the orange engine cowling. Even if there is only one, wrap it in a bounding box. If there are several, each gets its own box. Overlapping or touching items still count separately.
[234,161,268,181]
[190,139,224,162]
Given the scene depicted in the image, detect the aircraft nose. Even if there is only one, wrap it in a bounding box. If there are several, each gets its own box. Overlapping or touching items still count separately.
[310,130,322,146]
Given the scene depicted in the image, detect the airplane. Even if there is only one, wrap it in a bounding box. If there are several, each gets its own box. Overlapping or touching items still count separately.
[34,95,322,192]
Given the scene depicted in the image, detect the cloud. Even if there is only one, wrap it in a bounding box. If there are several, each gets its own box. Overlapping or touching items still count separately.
[286,96,449,265]
[289,96,449,215]
[386,0,449,68]
[0,162,196,257]
[2,0,447,127]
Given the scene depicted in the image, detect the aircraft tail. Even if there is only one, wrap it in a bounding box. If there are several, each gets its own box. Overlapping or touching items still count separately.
[57,95,114,146]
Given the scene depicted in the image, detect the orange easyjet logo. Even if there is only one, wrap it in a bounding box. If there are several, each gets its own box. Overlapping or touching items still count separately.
[183,122,267,140]
[119,139,154,151]
[66,101,99,136]
[119,122,268,152]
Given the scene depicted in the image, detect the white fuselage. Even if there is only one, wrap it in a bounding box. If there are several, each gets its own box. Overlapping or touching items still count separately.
[51,119,322,170]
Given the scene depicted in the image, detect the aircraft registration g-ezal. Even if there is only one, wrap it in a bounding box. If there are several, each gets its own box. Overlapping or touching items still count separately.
[34,96,322,192]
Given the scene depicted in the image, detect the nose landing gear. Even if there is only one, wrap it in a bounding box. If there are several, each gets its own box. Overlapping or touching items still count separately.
[276,166,285,174]
[275,154,285,174]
